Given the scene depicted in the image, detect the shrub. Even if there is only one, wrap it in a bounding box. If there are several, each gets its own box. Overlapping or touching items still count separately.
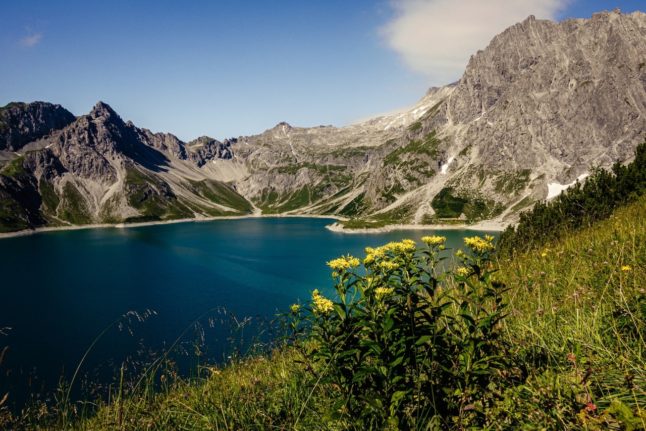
[292,235,510,429]
[498,141,646,255]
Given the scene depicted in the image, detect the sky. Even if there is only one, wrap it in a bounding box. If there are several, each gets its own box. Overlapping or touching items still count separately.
[0,0,643,141]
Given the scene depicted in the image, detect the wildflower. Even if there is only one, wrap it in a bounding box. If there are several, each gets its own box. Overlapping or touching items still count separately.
[456,266,471,277]
[541,250,548,258]
[378,260,399,271]
[621,265,632,272]
[326,255,360,271]
[365,246,386,261]
[290,304,301,314]
[311,289,334,315]
[585,402,597,413]
[374,287,394,300]
[566,352,576,364]
[382,240,415,254]
[422,235,446,246]
[464,236,495,253]
[455,249,467,259]
[400,239,417,252]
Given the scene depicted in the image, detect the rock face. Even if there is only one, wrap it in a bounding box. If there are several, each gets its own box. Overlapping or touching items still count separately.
[0,10,644,233]
[445,11,645,171]
[0,102,76,151]
[0,102,254,232]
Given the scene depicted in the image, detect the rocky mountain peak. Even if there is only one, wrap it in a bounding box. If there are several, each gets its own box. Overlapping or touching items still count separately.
[89,101,120,121]
[273,121,292,130]
[0,101,76,151]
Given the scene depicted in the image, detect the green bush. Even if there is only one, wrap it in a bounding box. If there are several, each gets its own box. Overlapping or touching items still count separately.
[498,141,646,255]
[292,235,510,428]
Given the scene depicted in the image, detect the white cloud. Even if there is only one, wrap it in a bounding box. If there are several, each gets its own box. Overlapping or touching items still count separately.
[383,0,569,84]
[20,32,43,48]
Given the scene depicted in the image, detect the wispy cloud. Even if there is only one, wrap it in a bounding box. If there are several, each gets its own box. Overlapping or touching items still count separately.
[20,32,43,48]
[383,0,569,84]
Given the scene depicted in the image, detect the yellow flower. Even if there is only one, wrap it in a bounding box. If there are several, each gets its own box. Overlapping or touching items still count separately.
[363,254,375,265]
[379,239,416,254]
[400,239,417,252]
[422,235,446,247]
[541,251,548,258]
[374,287,394,300]
[326,255,360,271]
[456,266,471,277]
[464,236,495,253]
[621,265,632,272]
[378,260,399,271]
[311,289,334,315]
[290,304,301,314]
[455,249,467,259]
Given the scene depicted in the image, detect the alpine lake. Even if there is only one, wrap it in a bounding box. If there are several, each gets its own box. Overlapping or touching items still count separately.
[0,217,496,407]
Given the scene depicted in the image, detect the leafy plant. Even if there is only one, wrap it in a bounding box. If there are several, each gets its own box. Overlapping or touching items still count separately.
[294,235,510,428]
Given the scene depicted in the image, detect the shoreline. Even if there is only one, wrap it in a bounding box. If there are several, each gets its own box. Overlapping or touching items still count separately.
[0,213,346,240]
[325,220,506,234]
[0,214,506,240]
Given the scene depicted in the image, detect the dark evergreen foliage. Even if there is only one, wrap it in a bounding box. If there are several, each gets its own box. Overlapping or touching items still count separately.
[498,141,646,255]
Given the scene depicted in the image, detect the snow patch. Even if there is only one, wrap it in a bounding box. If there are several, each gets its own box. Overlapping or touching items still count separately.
[411,105,429,119]
[547,173,589,199]
[440,156,454,175]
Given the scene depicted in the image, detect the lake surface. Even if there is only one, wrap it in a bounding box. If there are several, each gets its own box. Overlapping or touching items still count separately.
[0,217,493,407]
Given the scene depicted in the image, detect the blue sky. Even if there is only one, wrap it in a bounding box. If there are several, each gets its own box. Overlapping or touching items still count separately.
[0,0,642,141]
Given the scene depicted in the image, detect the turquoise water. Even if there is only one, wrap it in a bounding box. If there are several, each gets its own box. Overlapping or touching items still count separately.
[0,217,493,405]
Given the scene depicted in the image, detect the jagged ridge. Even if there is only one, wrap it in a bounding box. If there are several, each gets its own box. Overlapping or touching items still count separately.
[0,10,644,233]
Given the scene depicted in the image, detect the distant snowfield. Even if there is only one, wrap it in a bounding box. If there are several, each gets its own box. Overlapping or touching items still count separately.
[440,156,454,174]
[547,173,589,199]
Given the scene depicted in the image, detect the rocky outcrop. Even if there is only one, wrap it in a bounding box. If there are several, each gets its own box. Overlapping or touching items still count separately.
[186,137,234,167]
[0,102,76,151]
[444,11,646,171]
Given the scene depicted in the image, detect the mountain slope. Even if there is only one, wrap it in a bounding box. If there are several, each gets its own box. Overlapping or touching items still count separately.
[0,103,253,232]
[0,10,644,233]
[211,10,646,226]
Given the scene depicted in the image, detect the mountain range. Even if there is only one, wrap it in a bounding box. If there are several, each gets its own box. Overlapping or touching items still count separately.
[1,10,644,233]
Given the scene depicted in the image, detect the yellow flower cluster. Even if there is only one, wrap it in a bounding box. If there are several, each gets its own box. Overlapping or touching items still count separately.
[365,246,386,258]
[290,304,301,314]
[326,255,360,271]
[464,235,495,253]
[621,265,632,272]
[364,240,416,266]
[363,253,376,265]
[421,235,446,246]
[311,289,334,314]
[385,239,416,253]
[374,287,394,300]
[379,261,400,271]
[455,266,471,277]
